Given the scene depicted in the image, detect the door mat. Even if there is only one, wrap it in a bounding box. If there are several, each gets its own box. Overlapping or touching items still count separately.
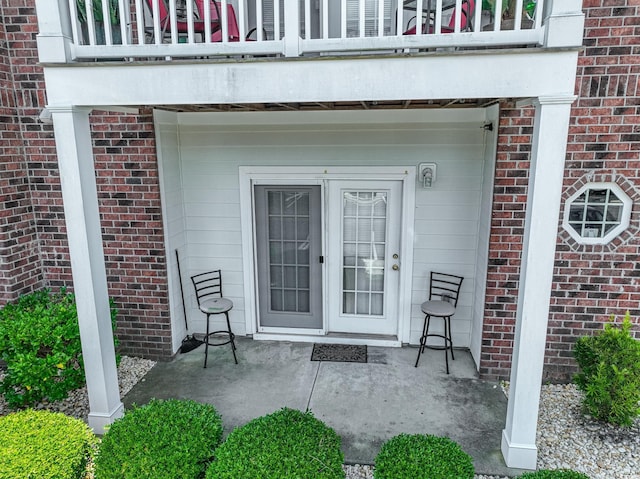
[311,344,367,363]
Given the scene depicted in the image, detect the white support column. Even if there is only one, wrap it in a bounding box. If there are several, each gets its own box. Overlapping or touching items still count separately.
[49,106,124,433]
[501,95,576,470]
[35,0,73,63]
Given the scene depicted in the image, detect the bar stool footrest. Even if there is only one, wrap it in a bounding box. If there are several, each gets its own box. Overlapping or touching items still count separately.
[205,330,235,347]
[421,333,453,351]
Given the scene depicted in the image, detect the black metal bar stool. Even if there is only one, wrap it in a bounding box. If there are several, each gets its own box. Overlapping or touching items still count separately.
[415,272,464,373]
[191,270,238,368]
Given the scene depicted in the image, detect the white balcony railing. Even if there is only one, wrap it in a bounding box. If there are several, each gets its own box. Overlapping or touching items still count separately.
[36,0,585,62]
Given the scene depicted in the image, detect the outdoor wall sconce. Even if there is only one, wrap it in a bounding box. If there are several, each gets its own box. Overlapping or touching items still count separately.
[38,108,52,124]
[418,163,437,188]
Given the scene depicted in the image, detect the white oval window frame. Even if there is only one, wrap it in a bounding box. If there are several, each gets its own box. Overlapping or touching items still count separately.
[562,182,632,245]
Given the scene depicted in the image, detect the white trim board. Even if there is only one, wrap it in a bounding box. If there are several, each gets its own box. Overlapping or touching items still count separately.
[252,333,402,348]
[43,50,579,108]
[177,109,489,126]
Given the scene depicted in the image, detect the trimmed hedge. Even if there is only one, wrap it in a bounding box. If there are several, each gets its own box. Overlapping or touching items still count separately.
[0,409,96,479]
[0,288,119,408]
[374,434,474,479]
[94,399,223,479]
[519,470,590,479]
[206,408,345,479]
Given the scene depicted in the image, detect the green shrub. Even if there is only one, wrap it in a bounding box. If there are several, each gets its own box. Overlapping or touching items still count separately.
[207,407,344,479]
[94,399,223,479]
[0,288,119,408]
[374,433,474,479]
[573,312,640,427]
[0,409,97,479]
[518,470,590,479]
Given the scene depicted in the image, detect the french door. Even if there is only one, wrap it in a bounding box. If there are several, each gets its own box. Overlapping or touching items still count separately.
[327,180,401,335]
[254,179,402,336]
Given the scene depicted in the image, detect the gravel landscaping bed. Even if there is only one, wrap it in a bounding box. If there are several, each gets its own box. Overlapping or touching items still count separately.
[534,383,639,479]
[0,356,156,422]
[2,359,638,478]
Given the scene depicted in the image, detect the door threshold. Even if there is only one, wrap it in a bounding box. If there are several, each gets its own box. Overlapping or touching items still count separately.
[252,332,401,347]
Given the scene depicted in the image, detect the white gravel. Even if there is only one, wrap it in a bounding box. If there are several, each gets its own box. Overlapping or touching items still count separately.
[0,356,156,422]
[342,464,510,479]
[534,383,640,479]
[2,361,639,478]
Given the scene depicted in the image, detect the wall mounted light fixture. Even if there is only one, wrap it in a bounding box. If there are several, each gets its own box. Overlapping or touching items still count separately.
[38,108,52,124]
[418,163,437,188]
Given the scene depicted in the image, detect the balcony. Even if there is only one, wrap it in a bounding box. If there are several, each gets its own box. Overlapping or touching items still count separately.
[37,0,583,63]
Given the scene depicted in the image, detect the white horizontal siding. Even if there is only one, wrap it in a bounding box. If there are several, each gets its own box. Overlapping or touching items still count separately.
[183,188,240,204]
[168,111,486,346]
[414,206,480,222]
[414,234,479,251]
[179,129,482,147]
[471,105,499,366]
[183,173,239,189]
[185,217,240,232]
[190,230,243,246]
[187,203,242,218]
[414,220,478,236]
[155,115,189,352]
[411,140,483,347]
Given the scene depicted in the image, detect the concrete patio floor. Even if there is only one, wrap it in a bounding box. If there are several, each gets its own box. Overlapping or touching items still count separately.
[123,337,525,477]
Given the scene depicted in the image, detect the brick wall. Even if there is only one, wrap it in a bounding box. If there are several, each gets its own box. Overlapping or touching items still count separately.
[480,0,640,381]
[37,108,173,359]
[0,0,172,359]
[90,109,172,359]
[31,107,173,359]
[0,0,44,301]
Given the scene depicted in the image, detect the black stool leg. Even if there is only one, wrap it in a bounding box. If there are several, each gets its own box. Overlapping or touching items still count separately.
[443,316,450,374]
[416,313,455,374]
[203,313,210,369]
[447,316,455,361]
[422,316,431,353]
[224,311,238,364]
[415,314,430,367]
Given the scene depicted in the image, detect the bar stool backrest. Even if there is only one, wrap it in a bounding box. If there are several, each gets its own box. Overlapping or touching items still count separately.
[191,270,224,307]
[428,272,464,307]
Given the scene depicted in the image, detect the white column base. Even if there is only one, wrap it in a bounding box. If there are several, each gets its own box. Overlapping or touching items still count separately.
[88,402,125,435]
[501,429,538,470]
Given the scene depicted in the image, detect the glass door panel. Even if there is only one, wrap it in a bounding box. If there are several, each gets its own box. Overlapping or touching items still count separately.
[342,191,387,316]
[255,186,322,329]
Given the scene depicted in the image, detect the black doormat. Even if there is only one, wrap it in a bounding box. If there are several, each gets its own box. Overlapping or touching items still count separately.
[311,344,367,363]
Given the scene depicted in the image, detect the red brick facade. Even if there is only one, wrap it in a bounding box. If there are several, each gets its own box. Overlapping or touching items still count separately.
[0,0,172,359]
[90,110,172,358]
[480,0,640,380]
[0,0,44,301]
[1,0,638,370]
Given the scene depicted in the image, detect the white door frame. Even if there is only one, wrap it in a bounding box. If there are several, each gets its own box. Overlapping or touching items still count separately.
[239,166,416,346]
